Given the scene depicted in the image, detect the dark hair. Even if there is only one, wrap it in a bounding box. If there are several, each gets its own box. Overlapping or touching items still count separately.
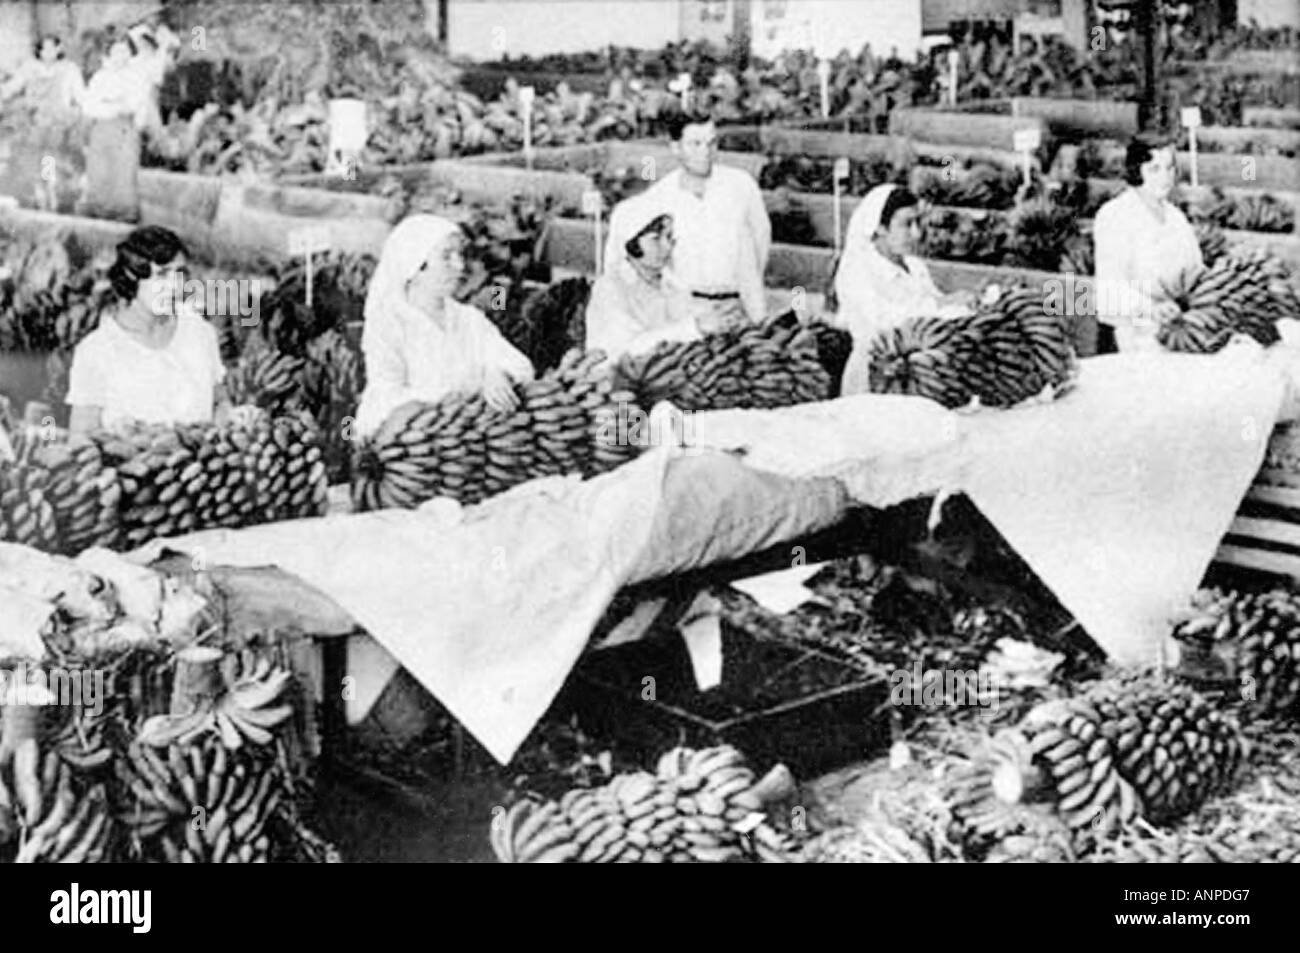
[34,35,64,59]
[1124,134,1174,187]
[624,213,672,260]
[103,29,138,59]
[665,110,715,143]
[108,226,188,300]
[878,188,920,231]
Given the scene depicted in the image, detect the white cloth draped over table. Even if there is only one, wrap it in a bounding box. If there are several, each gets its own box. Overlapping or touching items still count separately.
[834,184,970,395]
[608,165,771,326]
[354,215,534,436]
[585,193,702,361]
[1093,187,1204,351]
[131,350,1290,762]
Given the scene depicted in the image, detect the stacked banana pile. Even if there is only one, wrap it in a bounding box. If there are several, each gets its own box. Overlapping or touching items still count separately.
[1172,587,1300,717]
[613,320,831,412]
[351,349,643,511]
[999,675,1245,834]
[491,745,803,863]
[119,740,282,863]
[1155,251,1295,353]
[0,431,122,555]
[867,286,1077,409]
[224,349,309,418]
[0,456,60,551]
[97,412,328,550]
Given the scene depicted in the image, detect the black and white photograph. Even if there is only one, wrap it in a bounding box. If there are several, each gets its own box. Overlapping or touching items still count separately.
[0,0,1297,894]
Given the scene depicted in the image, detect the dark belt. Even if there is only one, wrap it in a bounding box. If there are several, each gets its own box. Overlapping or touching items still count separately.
[691,290,741,301]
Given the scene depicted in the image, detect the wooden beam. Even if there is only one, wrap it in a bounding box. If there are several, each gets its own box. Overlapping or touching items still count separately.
[1214,543,1300,580]
[1228,516,1300,549]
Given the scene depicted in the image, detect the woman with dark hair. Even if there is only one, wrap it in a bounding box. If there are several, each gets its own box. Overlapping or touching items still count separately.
[1093,134,1202,351]
[834,183,976,394]
[585,194,707,361]
[67,226,228,435]
[80,30,153,221]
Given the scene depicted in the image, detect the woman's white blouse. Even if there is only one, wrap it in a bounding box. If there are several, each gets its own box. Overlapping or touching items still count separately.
[67,311,225,429]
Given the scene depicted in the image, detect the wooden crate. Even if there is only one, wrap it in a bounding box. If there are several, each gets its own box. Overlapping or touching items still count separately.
[1216,473,1300,580]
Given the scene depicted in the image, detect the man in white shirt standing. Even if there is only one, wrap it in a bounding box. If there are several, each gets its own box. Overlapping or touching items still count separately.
[607,111,772,329]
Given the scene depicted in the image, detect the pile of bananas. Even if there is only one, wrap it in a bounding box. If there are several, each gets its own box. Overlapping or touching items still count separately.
[613,320,830,413]
[2,431,121,555]
[1172,587,1300,717]
[999,674,1245,833]
[1155,252,1293,352]
[491,745,802,863]
[351,349,643,511]
[0,456,60,552]
[911,162,1023,211]
[1,699,116,863]
[1194,222,1229,265]
[95,412,327,550]
[118,739,283,863]
[1191,190,1296,234]
[0,235,112,356]
[867,287,1076,409]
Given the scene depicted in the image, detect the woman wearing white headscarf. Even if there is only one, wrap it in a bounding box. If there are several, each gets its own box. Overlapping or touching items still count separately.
[355,215,534,436]
[833,184,975,394]
[585,193,711,361]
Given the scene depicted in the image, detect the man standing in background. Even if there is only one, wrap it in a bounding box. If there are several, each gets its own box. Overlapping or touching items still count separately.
[607,111,771,330]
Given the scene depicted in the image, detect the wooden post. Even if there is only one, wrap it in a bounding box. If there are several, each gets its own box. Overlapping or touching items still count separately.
[1136,0,1158,131]
[730,0,752,72]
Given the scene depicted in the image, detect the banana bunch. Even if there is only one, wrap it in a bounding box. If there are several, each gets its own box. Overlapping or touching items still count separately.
[1172,587,1300,717]
[117,739,280,863]
[868,287,1076,410]
[1003,674,1244,833]
[224,347,309,417]
[808,321,854,397]
[1,703,115,862]
[7,750,113,863]
[613,320,830,413]
[1091,829,1241,864]
[19,434,121,555]
[1194,222,1229,265]
[99,413,328,550]
[1156,252,1291,353]
[137,653,294,752]
[351,349,642,512]
[491,745,802,864]
[0,457,59,551]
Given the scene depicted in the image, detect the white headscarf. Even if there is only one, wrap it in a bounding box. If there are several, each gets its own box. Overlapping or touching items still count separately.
[604,192,672,279]
[362,213,463,348]
[838,183,896,284]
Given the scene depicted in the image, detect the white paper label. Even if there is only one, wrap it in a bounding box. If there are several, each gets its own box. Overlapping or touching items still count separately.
[288,224,331,256]
[1013,127,1042,152]
[519,85,536,109]
[1180,106,1202,129]
[832,157,850,181]
[817,59,831,80]
[948,49,960,68]
[581,190,603,216]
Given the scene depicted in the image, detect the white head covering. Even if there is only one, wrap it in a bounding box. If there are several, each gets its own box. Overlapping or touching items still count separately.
[362,213,463,345]
[841,184,896,269]
[603,192,672,278]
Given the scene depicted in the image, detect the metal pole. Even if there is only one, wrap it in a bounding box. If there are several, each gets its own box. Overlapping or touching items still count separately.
[1136,0,1158,130]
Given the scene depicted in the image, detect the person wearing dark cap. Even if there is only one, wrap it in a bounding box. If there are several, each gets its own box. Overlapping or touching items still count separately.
[67,226,228,435]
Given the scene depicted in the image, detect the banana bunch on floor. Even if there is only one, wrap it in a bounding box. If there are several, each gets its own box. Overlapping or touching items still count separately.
[613,318,830,413]
[137,652,294,752]
[997,674,1244,835]
[867,286,1076,410]
[351,349,643,512]
[491,745,803,863]
[1,706,115,863]
[117,739,281,863]
[1155,252,1293,353]
[1194,223,1229,265]
[95,412,327,550]
[1172,587,1300,718]
[2,430,121,555]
